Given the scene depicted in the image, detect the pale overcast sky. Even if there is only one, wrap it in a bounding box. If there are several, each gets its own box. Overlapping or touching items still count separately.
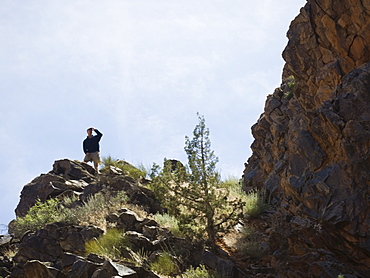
[0,0,306,226]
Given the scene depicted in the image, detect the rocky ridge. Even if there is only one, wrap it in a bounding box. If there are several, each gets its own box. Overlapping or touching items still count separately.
[1,159,244,278]
[243,0,370,277]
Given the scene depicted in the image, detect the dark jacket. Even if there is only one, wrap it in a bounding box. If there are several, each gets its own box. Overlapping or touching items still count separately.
[83,129,103,154]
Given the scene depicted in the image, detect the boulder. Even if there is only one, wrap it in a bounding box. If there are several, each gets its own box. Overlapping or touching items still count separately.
[125,231,158,252]
[203,250,240,278]
[15,174,67,218]
[15,160,96,218]
[97,261,137,278]
[114,209,143,231]
[11,223,103,277]
[67,259,100,278]
[52,159,96,181]
[24,260,65,278]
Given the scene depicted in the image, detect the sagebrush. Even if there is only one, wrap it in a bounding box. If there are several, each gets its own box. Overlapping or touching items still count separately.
[101,156,147,179]
[12,191,128,238]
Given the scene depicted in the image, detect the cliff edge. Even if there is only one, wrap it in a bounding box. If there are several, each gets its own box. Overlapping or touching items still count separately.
[243,0,370,277]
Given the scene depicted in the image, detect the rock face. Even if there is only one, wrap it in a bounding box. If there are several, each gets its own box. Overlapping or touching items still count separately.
[243,1,370,277]
[283,0,370,110]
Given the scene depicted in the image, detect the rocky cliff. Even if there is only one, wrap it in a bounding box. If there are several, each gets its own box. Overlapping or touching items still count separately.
[243,0,370,277]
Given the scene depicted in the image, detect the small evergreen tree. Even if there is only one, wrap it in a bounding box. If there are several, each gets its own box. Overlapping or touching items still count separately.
[151,113,243,250]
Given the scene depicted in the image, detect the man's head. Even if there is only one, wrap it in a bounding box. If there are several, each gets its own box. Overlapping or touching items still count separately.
[87,127,94,137]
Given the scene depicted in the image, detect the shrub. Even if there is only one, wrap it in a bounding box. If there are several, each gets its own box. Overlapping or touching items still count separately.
[242,188,268,217]
[225,178,267,217]
[150,252,180,276]
[69,191,128,228]
[178,265,218,278]
[287,75,295,89]
[283,75,295,99]
[153,213,183,237]
[12,191,128,238]
[12,198,67,238]
[85,228,129,260]
[237,226,265,259]
[136,162,149,178]
[221,176,241,188]
[101,156,147,180]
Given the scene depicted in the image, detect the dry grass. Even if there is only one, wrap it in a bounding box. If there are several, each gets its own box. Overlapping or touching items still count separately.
[71,191,128,230]
[222,225,265,259]
[2,245,18,259]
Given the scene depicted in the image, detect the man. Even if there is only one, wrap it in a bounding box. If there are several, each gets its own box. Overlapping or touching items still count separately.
[83,127,103,172]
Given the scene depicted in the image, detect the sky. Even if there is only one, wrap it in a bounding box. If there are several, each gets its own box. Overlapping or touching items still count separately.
[0,0,306,226]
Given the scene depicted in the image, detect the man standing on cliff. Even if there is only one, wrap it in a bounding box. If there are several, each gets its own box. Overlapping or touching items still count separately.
[83,127,103,172]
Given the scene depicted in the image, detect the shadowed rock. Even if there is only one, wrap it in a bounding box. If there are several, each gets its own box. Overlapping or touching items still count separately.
[243,0,370,276]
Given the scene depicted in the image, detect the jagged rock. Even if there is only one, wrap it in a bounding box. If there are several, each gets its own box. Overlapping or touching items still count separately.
[10,223,103,277]
[93,261,137,278]
[107,208,159,236]
[0,237,13,276]
[61,252,82,270]
[113,209,143,231]
[0,235,12,250]
[243,0,370,276]
[23,260,65,278]
[15,174,68,218]
[104,165,124,175]
[90,268,112,278]
[14,160,95,218]
[79,182,103,202]
[14,229,64,264]
[131,266,160,278]
[142,225,160,241]
[282,0,370,110]
[67,259,100,278]
[125,231,159,252]
[164,159,186,172]
[203,250,240,278]
[257,63,370,277]
[52,159,96,181]
[14,159,163,221]
[86,253,105,264]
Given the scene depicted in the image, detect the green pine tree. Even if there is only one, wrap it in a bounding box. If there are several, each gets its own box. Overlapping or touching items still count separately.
[151,113,243,250]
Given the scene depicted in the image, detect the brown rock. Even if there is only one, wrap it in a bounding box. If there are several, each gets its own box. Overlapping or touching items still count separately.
[100,261,137,278]
[243,1,370,277]
[23,260,64,278]
[15,159,96,218]
[67,259,100,278]
[52,159,96,181]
